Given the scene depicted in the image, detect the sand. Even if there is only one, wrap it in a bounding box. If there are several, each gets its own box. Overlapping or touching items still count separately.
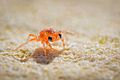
[0,0,120,80]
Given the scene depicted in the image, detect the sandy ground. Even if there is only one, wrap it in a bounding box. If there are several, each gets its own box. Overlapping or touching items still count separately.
[0,0,120,80]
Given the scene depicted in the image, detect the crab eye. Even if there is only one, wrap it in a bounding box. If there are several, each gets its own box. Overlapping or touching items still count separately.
[48,36,52,41]
[59,34,62,38]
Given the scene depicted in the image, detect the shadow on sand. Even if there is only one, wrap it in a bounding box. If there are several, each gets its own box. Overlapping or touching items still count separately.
[19,47,65,64]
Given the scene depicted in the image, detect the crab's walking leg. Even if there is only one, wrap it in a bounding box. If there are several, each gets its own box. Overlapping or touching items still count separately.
[15,34,38,50]
[61,38,65,48]
[20,54,32,62]
[42,42,47,56]
[15,41,28,50]
[46,41,52,49]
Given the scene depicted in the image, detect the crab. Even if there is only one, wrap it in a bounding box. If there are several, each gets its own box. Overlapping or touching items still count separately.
[15,28,65,56]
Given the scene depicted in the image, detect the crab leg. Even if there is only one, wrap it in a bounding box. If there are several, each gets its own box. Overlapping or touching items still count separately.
[15,34,38,50]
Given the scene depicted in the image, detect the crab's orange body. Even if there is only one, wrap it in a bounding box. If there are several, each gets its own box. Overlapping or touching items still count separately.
[15,28,65,55]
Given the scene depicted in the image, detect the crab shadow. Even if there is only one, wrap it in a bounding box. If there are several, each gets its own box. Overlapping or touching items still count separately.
[31,47,65,64]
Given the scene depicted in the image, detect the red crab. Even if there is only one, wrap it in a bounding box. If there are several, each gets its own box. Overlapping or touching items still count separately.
[15,28,65,56]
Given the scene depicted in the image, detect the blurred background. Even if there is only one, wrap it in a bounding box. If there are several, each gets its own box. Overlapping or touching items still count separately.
[0,0,120,80]
[0,0,120,30]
